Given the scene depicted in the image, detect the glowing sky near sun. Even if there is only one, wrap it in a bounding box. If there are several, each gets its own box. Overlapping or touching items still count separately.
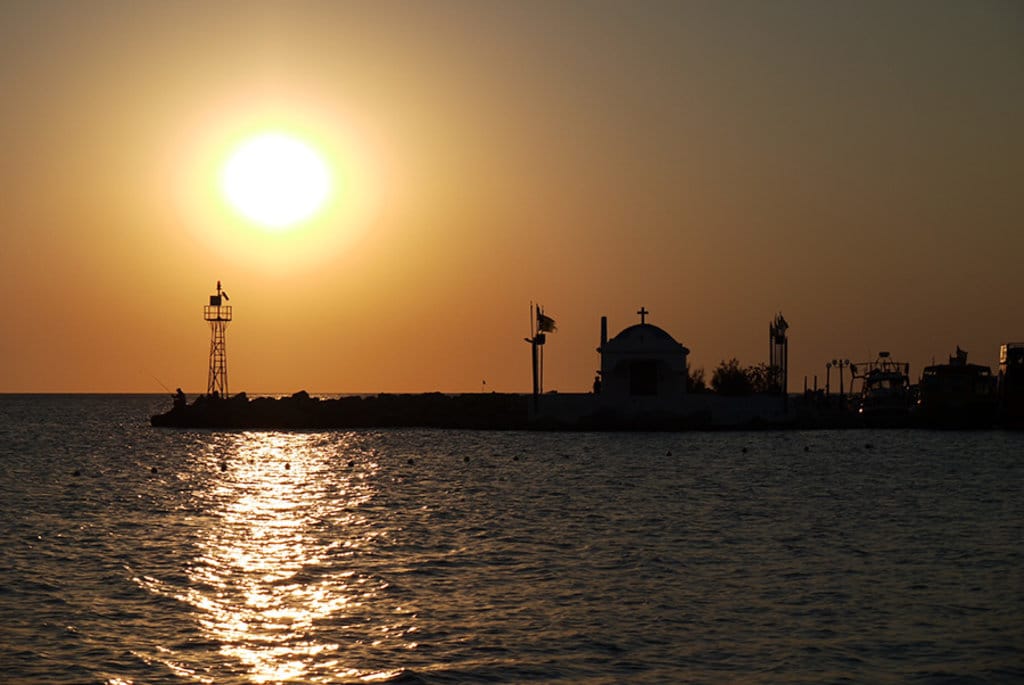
[0,1,1021,393]
[221,133,332,230]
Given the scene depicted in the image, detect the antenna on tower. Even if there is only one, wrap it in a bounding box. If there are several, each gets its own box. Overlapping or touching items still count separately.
[203,281,232,397]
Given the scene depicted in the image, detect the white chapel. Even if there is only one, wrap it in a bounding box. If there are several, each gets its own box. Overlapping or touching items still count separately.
[597,307,690,404]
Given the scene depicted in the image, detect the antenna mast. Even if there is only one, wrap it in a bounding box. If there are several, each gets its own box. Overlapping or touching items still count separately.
[203,281,232,396]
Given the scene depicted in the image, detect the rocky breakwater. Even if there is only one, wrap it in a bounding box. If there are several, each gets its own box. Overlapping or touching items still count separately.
[151,391,531,430]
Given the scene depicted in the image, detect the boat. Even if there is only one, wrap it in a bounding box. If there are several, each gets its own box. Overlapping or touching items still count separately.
[917,347,996,428]
[998,342,1024,428]
[852,352,913,426]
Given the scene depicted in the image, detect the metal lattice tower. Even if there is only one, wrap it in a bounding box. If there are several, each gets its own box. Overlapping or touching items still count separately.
[204,281,232,397]
[769,313,789,396]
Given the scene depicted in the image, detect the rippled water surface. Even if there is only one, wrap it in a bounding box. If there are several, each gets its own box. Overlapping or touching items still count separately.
[1,395,1022,684]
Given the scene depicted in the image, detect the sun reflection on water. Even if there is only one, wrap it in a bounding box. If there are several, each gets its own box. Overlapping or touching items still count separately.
[145,431,402,683]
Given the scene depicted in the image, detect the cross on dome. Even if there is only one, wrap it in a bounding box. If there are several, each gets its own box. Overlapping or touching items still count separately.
[637,306,649,324]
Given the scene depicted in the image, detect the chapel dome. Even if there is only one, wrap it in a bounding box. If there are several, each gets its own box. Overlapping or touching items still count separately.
[602,323,689,354]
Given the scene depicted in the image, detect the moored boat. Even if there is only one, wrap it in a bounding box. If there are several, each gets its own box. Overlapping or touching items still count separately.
[917,347,996,428]
[852,352,913,427]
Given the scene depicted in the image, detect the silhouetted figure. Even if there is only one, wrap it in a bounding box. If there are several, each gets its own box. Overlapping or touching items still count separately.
[174,388,186,408]
[593,373,602,394]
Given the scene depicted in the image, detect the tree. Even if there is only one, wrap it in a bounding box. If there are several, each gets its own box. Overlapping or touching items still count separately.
[746,362,775,394]
[711,358,753,396]
[687,364,707,393]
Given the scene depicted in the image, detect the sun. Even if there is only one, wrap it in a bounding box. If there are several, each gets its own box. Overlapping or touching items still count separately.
[221,133,331,230]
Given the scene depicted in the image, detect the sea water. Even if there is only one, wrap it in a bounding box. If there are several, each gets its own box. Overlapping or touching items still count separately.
[0,395,1021,684]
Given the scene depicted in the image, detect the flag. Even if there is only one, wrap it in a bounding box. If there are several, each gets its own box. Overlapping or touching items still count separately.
[537,310,557,333]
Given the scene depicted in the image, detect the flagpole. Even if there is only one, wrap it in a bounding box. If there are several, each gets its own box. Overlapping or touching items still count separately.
[531,324,539,409]
[540,335,545,395]
[526,301,539,411]
[538,304,544,395]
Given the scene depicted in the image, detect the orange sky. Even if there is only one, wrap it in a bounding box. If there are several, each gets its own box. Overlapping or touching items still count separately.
[2,1,1022,394]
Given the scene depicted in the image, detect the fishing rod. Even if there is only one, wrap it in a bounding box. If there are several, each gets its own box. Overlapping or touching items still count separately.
[150,373,174,395]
